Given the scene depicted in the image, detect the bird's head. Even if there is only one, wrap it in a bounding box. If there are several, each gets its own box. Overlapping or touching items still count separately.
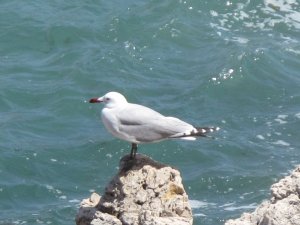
[89,92,127,108]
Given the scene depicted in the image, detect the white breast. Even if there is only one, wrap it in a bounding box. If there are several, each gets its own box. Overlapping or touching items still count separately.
[101,108,133,142]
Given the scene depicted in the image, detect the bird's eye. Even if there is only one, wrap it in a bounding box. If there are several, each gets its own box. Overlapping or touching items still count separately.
[106,97,110,101]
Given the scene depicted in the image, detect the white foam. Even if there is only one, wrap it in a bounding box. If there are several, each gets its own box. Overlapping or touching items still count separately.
[266,121,272,127]
[286,48,300,55]
[256,134,265,140]
[210,10,218,17]
[274,118,287,124]
[218,68,235,80]
[12,220,27,225]
[209,0,300,44]
[295,112,300,119]
[228,68,234,74]
[277,114,288,119]
[272,140,290,146]
[239,11,250,19]
[46,185,54,190]
[69,199,81,203]
[223,203,257,211]
[106,153,113,158]
[219,202,234,208]
[193,213,207,217]
[233,37,249,44]
[124,41,135,50]
[226,1,233,6]
[263,0,300,29]
[189,199,216,209]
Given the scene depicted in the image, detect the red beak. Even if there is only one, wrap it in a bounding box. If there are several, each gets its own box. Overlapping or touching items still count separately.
[89,98,102,103]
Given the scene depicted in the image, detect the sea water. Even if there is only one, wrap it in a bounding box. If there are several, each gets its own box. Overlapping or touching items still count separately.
[0,1,300,224]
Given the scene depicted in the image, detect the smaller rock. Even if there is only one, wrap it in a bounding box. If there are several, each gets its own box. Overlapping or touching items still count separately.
[225,165,300,225]
[80,193,101,208]
[91,212,122,225]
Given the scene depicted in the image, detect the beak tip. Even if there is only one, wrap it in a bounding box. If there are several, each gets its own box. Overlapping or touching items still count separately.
[89,98,100,103]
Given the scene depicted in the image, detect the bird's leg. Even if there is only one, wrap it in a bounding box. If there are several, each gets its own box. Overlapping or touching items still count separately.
[133,143,138,158]
[130,143,138,159]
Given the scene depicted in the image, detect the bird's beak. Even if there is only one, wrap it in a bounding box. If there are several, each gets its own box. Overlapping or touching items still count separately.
[89,97,103,103]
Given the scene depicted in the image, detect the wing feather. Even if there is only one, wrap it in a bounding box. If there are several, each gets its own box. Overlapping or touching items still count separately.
[117,103,194,142]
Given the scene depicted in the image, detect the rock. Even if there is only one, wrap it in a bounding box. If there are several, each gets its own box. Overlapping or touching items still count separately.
[90,211,123,225]
[76,154,193,225]
[225,166,300,225]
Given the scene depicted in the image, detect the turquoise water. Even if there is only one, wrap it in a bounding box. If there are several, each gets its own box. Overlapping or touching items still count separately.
[1,1,300,224]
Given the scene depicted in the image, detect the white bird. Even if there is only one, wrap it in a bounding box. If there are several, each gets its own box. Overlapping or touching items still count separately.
[89,92,219,158]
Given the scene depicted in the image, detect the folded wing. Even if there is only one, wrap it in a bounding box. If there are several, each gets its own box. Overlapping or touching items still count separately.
[117,104,195,143]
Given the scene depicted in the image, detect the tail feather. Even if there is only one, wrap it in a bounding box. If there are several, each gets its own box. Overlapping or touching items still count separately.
[170,126,220,139]
[194,127,220,137]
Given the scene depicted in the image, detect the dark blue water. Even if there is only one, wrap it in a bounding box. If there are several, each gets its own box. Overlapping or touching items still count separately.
[1,1,300,224]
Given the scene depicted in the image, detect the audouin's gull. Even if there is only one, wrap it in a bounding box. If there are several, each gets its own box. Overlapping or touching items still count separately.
[89,92,219,158]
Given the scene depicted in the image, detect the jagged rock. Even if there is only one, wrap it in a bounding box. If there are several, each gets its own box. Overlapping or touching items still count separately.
[225,166,300,225]
[76,154,193,225]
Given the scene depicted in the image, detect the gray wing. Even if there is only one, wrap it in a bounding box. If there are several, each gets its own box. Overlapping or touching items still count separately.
[116,103,194,143]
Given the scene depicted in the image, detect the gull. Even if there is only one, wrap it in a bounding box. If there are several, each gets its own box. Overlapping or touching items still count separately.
[89,92,219,159]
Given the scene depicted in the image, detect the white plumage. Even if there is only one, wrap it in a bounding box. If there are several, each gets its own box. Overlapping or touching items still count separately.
[89,92,219,158]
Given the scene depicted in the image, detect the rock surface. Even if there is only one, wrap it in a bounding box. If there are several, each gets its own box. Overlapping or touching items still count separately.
[76,154,193,225]
[225,166,300,225]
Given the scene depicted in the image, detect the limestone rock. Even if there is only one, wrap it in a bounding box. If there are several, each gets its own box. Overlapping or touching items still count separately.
[76,154,193,225]
[225,166,300,225]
